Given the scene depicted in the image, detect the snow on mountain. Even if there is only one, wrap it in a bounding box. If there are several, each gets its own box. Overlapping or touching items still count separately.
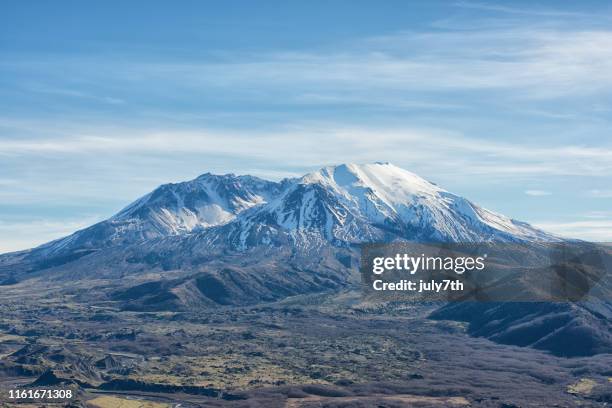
[6,162,558,264]
[225,162,556,249]
[34,173,286,257]
[112,173,281,231]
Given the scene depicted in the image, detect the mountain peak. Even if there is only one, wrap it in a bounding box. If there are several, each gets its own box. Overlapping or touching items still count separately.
[230,162,556,248]
[195,171,243,179]
[301,162,444,206]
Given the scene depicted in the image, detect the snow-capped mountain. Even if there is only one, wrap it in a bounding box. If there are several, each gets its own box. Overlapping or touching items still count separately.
[2,163,605,361]
[33,173,287,258]
[224,162,556,249]
[2,162,557,269]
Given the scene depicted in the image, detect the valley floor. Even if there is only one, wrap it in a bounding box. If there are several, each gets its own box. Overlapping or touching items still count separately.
[0,284,610,407]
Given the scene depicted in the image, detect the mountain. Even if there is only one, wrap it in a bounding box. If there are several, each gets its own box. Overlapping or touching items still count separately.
[15,173,288,261]
[1,163,556,277]
[1,163,610,357]
[431,301,612,357]
[221,163,555,250]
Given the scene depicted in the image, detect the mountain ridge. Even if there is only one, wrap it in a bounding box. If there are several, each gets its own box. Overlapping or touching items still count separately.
[2,162,557,262]
[219,162,557,250]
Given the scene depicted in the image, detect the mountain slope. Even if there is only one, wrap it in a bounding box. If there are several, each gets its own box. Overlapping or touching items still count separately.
[222,163,556,249]
[31,173,287,259]
[431,301,612,357]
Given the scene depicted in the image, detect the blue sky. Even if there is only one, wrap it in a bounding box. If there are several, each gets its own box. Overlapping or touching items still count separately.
[2,0,612,252]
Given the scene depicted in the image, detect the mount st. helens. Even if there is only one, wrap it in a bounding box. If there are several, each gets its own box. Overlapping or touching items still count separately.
[0,162,558,286]
[2,162,555,261]
[1,163,609,357]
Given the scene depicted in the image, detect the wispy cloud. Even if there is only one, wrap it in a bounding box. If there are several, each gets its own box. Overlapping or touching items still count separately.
[2,122,612,178]
[588,189,612,198]
[5,26,612,104]
[535,220,612,242]
[453,1,592,18]
[111,29,612,100]
[583,211,612,219]
[525,190,551,197]
[535,210,612,241]
[27,85,125,105]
